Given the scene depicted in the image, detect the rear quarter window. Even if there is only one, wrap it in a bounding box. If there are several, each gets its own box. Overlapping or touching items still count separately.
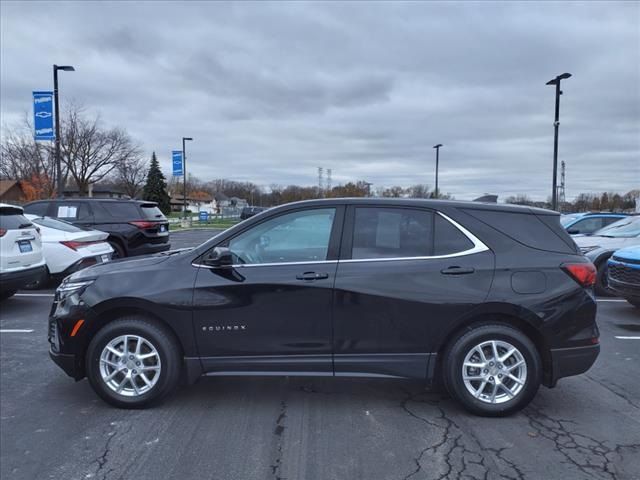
[463,208,576,254]
[140,204,165,220]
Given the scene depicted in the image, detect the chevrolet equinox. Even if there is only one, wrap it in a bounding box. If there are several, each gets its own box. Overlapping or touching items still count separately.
[48,198,600,416]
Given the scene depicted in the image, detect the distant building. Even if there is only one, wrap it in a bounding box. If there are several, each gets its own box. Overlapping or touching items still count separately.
[169,194,217,213]
[64,186,129,199]
[0,180,29,204]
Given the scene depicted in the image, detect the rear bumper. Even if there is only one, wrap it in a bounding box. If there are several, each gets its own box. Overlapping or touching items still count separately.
[0,264,46,292]
[548,344,600,386]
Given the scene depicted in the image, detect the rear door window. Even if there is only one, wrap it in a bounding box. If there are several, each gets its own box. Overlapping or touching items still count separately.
[351,207,434,259]
[434,215,474,255]
[568,217,604,234]
[101,202,140,219]
[54,202,92,221]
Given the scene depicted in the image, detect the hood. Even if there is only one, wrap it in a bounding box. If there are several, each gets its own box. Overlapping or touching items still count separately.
[574,235,640,256]
[612,245,640,262]
[66,253,171,282]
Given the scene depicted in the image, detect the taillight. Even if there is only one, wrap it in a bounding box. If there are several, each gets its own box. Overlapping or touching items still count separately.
[60,240,101,251]
[562,263,597,288]
[129,221,156,229]
[0,228,6,237]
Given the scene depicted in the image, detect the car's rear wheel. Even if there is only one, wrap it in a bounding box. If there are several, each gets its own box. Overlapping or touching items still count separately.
[442,324,541,417]
[85,316,181,408]
[594,257,614,297]
[108,240,125,259]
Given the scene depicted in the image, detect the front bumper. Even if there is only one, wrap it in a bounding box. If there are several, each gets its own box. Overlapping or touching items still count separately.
[0,264,46,292]
[608,277,640,303]
[548,344,600,386]
[49,348,80,379]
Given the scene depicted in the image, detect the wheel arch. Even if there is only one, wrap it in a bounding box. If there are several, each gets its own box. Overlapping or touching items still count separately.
[432,309,552,387]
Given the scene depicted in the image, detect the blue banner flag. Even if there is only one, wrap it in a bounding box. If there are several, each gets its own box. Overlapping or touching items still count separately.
[172,151,184,176]
[33,91,55,140]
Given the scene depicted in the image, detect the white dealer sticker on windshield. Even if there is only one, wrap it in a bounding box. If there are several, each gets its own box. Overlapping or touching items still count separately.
[57,206,77,218]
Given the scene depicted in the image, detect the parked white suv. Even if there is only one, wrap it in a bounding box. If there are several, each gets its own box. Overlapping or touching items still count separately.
[0,203,46,300]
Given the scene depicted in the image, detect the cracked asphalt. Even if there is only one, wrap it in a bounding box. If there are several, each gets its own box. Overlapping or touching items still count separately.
[1,230,639,480]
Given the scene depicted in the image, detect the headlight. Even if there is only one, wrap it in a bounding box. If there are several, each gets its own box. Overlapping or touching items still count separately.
[580,246,599,254]
[56,280,94,298]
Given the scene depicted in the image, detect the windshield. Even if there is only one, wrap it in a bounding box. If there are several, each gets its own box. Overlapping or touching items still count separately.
[593,217,640,238]
[32,216,85,233]
[560,214,583,227]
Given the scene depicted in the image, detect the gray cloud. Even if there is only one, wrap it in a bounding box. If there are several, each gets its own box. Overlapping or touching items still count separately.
[1,1,638,201]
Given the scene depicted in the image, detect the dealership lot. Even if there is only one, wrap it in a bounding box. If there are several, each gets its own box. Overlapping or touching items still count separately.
[1,230,639,480]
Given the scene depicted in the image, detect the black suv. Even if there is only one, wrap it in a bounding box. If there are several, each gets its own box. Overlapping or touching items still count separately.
[24,199,170,258]
[48,198,599,416]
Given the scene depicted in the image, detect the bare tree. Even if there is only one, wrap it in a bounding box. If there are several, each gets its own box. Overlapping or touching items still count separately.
[0,114,59,198]
[112,155,147,198]
[60,107,141,196]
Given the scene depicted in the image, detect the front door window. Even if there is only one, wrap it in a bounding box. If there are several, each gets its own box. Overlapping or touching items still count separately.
[228,208,336,264]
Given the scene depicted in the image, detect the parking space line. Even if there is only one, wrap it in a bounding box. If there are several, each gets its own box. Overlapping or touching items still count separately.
[597,299,627,303]
[615,336,640,340]
[0,329,35,333]
[15,293,54,297]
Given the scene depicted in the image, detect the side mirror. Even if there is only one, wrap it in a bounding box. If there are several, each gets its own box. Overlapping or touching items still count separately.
[202,247,233,268]
[567,229,579,235]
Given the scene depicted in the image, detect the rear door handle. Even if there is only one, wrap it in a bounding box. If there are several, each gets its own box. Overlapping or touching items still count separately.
[441,266,475,275]
[296,272,329,281]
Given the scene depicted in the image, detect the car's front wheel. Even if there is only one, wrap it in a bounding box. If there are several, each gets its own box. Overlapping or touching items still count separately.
[442,324,541,417]
[85,316,181,408]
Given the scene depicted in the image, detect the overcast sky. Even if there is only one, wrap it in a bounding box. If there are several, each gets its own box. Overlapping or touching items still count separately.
[1,1,638,200]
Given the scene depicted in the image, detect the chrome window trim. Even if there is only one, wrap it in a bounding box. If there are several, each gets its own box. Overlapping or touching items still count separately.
[342,211,489,263]
[193,259,338,269]
[192,210,489,269]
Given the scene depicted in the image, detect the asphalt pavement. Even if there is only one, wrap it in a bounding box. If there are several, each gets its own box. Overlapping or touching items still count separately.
[1,229,639,480]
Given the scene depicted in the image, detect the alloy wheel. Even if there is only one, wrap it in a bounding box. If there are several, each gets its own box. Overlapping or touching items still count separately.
[99,334,161,397]
[461,340,527,404]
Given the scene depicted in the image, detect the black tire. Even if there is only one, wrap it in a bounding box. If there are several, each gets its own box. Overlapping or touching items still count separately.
[24,267,51,290]
[85,316,181,408]
[594,257,614,297]
[442,323,542,417]
[0,289,17,301]
[108,240,126,259]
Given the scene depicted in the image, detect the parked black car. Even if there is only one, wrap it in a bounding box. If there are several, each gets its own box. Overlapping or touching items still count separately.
[240,206,267,220]
[48,198,599,416]
[24,199,170,258]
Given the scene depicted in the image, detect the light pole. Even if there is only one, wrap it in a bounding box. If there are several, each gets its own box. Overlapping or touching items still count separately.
[546,72,571,211]
[182,137,193,219]
[53,64,75,198]
[433,144,443,199]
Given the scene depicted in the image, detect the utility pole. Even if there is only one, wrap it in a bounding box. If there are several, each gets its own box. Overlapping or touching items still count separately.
[432,144,443,198]
[546,72,572,211]
[53,64,75,198]
[318,167,324,198]
[182,137,193,219]
[326,168,332,193]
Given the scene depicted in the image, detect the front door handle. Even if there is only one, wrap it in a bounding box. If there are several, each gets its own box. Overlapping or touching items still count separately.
[296,272,329,281]
[441,266,475,275]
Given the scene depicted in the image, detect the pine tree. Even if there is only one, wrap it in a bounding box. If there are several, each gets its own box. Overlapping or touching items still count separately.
[142,152,171,214]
